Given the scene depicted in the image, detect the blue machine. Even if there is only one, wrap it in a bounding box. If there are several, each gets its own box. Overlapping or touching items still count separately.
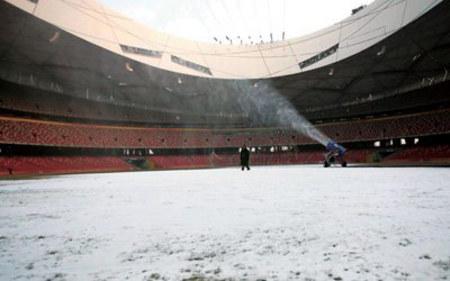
[324,141,347,167]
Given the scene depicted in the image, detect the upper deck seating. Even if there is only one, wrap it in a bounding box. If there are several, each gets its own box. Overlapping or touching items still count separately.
[0,109,448,149]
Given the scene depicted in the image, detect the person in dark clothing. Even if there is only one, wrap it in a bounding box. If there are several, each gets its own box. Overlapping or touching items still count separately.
[240,144,250,171]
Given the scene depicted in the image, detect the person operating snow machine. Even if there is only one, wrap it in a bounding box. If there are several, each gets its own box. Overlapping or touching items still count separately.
[324,141,347,167]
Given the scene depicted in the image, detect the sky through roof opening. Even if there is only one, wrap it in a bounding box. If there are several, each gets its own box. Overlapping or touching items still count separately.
[101,0,373,44]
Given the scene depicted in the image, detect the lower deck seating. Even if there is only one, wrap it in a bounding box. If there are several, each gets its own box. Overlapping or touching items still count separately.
[148,149,376,170]
[383,145,450,163]
[0,145,449,177]
[0,156,135,176]
[147,146,450,171]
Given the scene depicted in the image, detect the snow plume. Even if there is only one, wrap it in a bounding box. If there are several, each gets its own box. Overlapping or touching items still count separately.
[234,80,331,146]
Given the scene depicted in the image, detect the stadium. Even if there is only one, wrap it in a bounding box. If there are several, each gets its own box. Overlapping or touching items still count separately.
[0,0,449,175]
[0,1,450,280]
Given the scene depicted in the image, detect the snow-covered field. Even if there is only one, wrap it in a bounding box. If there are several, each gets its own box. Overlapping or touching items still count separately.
[0,166,449,281]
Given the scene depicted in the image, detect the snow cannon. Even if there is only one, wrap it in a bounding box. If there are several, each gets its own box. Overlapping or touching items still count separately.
[324,141,347,167]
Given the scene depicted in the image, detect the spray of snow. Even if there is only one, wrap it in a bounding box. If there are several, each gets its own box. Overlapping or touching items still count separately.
[235,80,331,146]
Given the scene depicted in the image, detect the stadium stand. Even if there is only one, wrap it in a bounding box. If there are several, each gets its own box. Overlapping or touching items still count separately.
[1,0,450,176]
[147,148,376,171]
[0,157,134,176]
[382,145,450,164]
[0,109,448,149]
[0,144,446,176]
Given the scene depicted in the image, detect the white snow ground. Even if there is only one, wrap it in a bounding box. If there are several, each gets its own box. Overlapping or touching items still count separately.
[0,166,449,281]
